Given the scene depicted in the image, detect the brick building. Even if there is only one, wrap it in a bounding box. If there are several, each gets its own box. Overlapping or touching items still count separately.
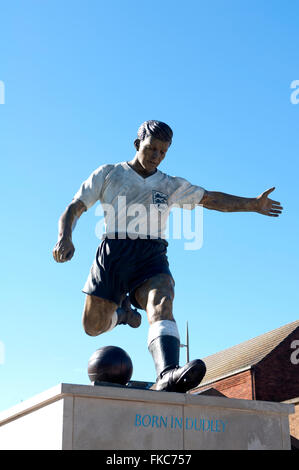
[190,320,299,448]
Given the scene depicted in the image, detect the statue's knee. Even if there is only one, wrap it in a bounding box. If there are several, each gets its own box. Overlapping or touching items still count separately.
[82,299,112,336]
[83,318,101,336]
[83,316,113,336]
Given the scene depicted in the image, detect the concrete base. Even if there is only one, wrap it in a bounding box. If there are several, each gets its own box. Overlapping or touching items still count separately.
[0,383,294,450]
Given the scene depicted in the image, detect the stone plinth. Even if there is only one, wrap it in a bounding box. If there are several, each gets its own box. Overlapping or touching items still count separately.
[0,383,294,450]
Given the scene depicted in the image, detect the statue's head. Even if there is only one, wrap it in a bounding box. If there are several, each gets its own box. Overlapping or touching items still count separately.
[136,120,173,146]
[134,120,173,172]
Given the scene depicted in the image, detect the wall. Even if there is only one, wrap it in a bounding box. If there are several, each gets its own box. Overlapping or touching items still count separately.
[254,329,299,402]
[194,369,253,400]
[286,400,299,441]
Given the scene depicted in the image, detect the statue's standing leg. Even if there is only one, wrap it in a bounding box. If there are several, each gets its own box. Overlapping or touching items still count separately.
[134,273,206,392]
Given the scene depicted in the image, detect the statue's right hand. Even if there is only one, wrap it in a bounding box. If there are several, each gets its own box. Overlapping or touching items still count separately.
[53,237,75,263]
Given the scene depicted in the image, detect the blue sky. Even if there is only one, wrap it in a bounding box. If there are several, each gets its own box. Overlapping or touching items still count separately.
[0,0,298,412]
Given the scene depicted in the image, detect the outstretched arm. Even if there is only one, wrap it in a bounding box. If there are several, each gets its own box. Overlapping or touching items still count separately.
[53,199,87,263]
[200,187,283,217]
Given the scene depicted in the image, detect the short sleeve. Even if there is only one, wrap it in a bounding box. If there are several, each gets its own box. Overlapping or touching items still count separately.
[72,164,114,210]
[169,177,205,209]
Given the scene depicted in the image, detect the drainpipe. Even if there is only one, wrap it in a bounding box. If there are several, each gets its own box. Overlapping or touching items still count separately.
[251,366,256,400]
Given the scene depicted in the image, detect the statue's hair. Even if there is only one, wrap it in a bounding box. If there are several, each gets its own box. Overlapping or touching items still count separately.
[137,120,173,145]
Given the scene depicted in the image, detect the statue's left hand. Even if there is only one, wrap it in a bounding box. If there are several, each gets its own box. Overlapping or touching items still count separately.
[255,187,283,217]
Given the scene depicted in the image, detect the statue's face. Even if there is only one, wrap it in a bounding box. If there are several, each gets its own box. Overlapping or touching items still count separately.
[135,136,170,172]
